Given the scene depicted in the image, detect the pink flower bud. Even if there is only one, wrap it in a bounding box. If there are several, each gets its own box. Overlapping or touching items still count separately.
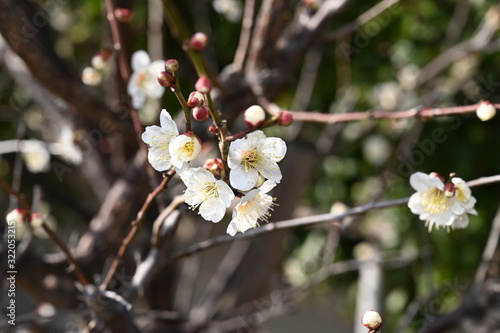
[361,310,382,331]
[208,125,218,134]
[165,59,179,73]
[192,106,210,121]
[476,101,496,121]
[277,111,294,126]
[187,91,205,108]
[443,182,456,198]
[189,32,209,51]
[204,158,225,178]
[157,71,174,87]
[195,76,212,93]
[244,105,266,127]
[114,8,133,23]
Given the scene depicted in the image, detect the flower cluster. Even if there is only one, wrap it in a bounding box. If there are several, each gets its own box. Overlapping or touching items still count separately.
[408,172,477,231]
[142,110,286,235]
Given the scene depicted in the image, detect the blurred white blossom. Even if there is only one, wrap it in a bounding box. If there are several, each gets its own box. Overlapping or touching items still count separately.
[128,50,165,109]
[212,0,242,22]
[21,140,50,173]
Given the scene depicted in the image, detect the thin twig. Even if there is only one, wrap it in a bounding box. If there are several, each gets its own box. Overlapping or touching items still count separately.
[472,203,500,291]
[233,0,255,70]
[168,174,500,262]
[325,0,402,41]
[41,222,90,286]
[288,102,500,124]
[100,169,176,290]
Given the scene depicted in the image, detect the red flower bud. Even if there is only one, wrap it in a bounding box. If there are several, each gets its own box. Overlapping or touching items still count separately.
[443,182,456,198]
[189,32,209,51]
[114,8,133,23]
[204,158,225,178]
[165,59,179,73]
[157,71,174,87]
[187,91,205,108]
[277,111,294,126]
[192,106,211,121]
[195,76,212,94]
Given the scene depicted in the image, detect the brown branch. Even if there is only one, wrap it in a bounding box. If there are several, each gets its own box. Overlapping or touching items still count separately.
[100,169,176,290]
[41,222,90,287]
[0,0,133,139]
[287,102,500,124]
[233,0,255,70]
[324,0,401,41]
[473,202,500,290]
[168,174,500,262]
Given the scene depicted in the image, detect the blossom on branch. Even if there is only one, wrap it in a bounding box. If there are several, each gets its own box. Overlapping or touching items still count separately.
[169,132,202,170]
[141,109,179,171]
[408,172,477,231]
[227,180,277,236]
[228,130,287,191]
[181,167,235,222]
[128,50,165,109]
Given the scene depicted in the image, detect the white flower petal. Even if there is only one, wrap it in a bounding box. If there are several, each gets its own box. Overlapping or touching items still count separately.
[410,172,443,192]
[230,166,260,191]
[131,50,151,72]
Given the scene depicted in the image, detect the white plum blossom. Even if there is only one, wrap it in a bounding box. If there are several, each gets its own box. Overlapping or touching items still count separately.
[408,172,477,231]
[169,132,202,170]
[181,167,235,222]
[141,109,179,171]
[128,50,165,109]
[228,130,287,191]
[227,180,276,236]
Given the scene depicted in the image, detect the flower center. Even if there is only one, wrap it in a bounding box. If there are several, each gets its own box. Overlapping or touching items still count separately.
[421,187,451,214]
[136,70,147,87]
[242,149,260,171]
[176,141,195,159]
[202,182,219,199]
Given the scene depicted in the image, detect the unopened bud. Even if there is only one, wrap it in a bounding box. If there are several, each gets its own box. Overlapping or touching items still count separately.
[429,172,445,182]
[189,32,209,51]
[81,66,102,86]
[193,106,210,121]
[277,111,294,126]
[476,101,496,121]
[31,212,44,228]
[114,8,133,22]
[361,310,382,331]
[165,59,179,73]
[208,125,218,134]
[443,182,456,198]
[195,76,212,93]
[244,105,266,127]
[187,91,205,108]
[204,158,224,178]
[91,51,110,70]
[157,71,174,87]
[6,208,27,226]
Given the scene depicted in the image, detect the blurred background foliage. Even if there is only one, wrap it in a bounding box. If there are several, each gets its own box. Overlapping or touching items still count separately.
[1,0,499,332]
